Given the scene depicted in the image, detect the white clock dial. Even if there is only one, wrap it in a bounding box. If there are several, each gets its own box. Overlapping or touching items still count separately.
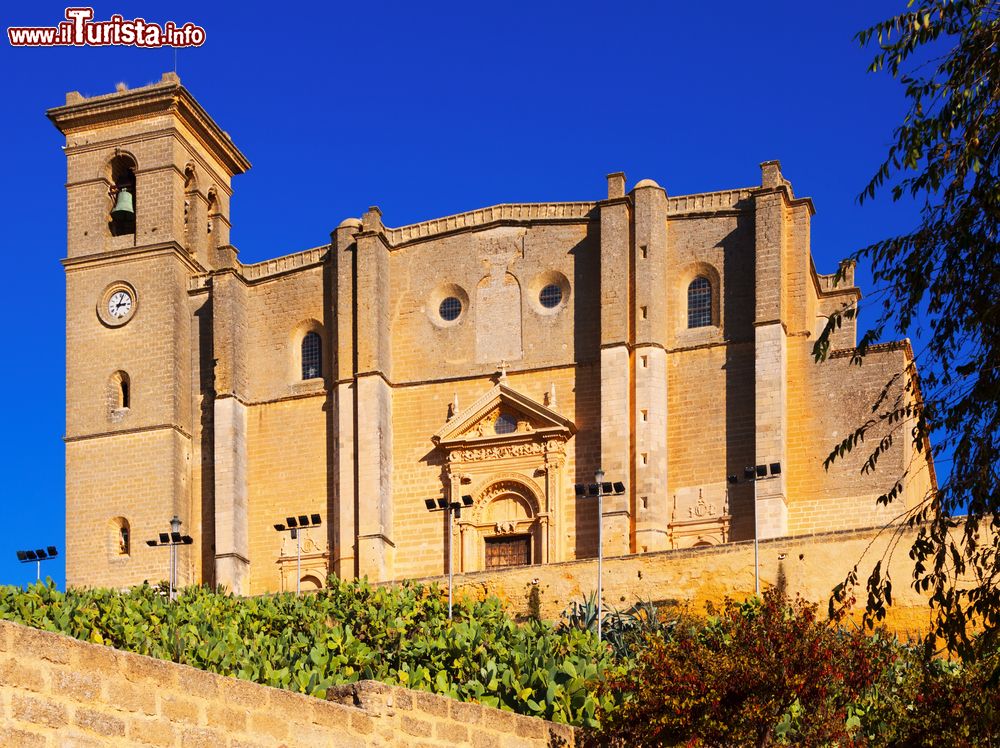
[108,290,133,319]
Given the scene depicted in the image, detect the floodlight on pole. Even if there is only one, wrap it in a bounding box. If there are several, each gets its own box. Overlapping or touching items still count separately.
[727,461,781,596]
[425,494,473,619]
[15,545,58,582]
[273,512,322,595]
[575,469,625,643]
[144,516,193,600]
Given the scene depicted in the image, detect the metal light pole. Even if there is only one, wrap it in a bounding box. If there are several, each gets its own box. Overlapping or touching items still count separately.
[273,514,322,595]
[169,516,180,596]
[15,546,58,582]
[753,474,759,596]
[729,462,781,597]
[145,517,193,600]
[574,472,625,643]
[425,495,473,619]
[595,469,604,643]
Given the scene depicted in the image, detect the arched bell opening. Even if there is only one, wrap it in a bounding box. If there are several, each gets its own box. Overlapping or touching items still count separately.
[107,154,136,236]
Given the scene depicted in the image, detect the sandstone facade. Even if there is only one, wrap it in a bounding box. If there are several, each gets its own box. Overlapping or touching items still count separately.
[53,74,935,595]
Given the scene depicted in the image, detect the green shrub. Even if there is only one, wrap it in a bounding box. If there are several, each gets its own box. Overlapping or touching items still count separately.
[0,579,614,726]
[7,579,993,740]
[560,593,675,661]
[850,635,1000,747]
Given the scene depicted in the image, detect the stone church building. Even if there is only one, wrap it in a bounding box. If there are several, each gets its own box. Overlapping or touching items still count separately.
[52,74,935,595]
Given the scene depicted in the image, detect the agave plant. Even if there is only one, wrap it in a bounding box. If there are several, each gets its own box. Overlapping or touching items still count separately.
[560,593,676,661]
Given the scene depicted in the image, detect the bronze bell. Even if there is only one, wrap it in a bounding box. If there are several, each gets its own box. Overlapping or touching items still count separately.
[111,187,134,222]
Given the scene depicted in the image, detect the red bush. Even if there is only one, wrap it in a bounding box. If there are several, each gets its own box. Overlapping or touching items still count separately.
[592,588,888,747]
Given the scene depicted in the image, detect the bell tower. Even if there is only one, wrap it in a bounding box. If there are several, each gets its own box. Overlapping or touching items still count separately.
[50,73,249,589]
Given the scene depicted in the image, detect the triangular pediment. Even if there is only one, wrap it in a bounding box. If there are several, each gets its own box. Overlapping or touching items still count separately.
[432,382,575,447]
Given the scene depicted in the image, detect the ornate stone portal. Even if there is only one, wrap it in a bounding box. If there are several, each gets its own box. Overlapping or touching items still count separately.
[275,531,329,592]
[432,379,576,573]
[668,485,731,549]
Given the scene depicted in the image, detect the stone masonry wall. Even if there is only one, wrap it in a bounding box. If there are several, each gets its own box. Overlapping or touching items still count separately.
[0,620,576,747]
[415,523,936,638]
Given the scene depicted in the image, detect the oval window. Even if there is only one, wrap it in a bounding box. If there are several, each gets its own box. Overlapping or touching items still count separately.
[539,284,562,309]
[439,297,462,321]
[494,413,518,434]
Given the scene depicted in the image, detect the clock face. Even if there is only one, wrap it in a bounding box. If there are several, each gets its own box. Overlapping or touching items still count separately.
[108,290,133,319]
[98,282,137,327]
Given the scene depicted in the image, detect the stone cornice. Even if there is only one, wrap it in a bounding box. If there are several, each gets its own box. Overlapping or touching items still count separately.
[62,241,206,275]
[240,246,329,282]
[829,339,910,359]
[812,258,861,301]
[383,202,599,247]
[63,128,236,197]
[188,187,770,274]
[433,381,576,446]
[186,246,329,291]
[667,188,754,215]
[64,422,192,443]
[751,184,817,216]
[47,74,251,176]
[333,360,595,389]
[373,189,760,248]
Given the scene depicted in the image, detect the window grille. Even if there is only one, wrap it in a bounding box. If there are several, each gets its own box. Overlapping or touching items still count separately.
[495,413,518,434]
[439,297,462,321]
[302,332,322,379]
[687,276,712,328]
[539,284,562,308]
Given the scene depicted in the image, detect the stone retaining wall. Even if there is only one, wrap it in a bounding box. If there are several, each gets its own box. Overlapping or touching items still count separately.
[415,524,935,636]
[0,620,576,747]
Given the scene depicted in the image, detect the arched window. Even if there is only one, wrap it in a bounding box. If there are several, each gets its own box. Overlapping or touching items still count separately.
[109,371,131,412]
[109,517,130,556]
[301,332,322,379]
[687,276,712,328]
[206,188,218,235]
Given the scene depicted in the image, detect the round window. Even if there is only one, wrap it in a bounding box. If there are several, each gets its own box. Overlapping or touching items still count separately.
[439,297,462,321]
[495,413,518,434]
[539,284,563,309]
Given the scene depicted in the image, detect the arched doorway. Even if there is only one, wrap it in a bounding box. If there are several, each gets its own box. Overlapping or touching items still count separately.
[483,490,536,569]
[458,476,550,572]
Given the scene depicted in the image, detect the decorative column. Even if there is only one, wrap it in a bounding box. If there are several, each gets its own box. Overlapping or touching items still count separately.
[598,172,633,556]
[331,218,360,579]
[753,162,790,538]
[354,207,395,580]
[212,272,250,594]
[632,178,670,553]
[543,443,564,562]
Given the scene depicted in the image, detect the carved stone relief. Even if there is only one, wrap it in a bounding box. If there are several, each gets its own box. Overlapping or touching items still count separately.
[475,229,525,364]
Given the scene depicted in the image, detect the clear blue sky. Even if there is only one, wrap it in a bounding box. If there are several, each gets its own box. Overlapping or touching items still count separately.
[0,1,922,587]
